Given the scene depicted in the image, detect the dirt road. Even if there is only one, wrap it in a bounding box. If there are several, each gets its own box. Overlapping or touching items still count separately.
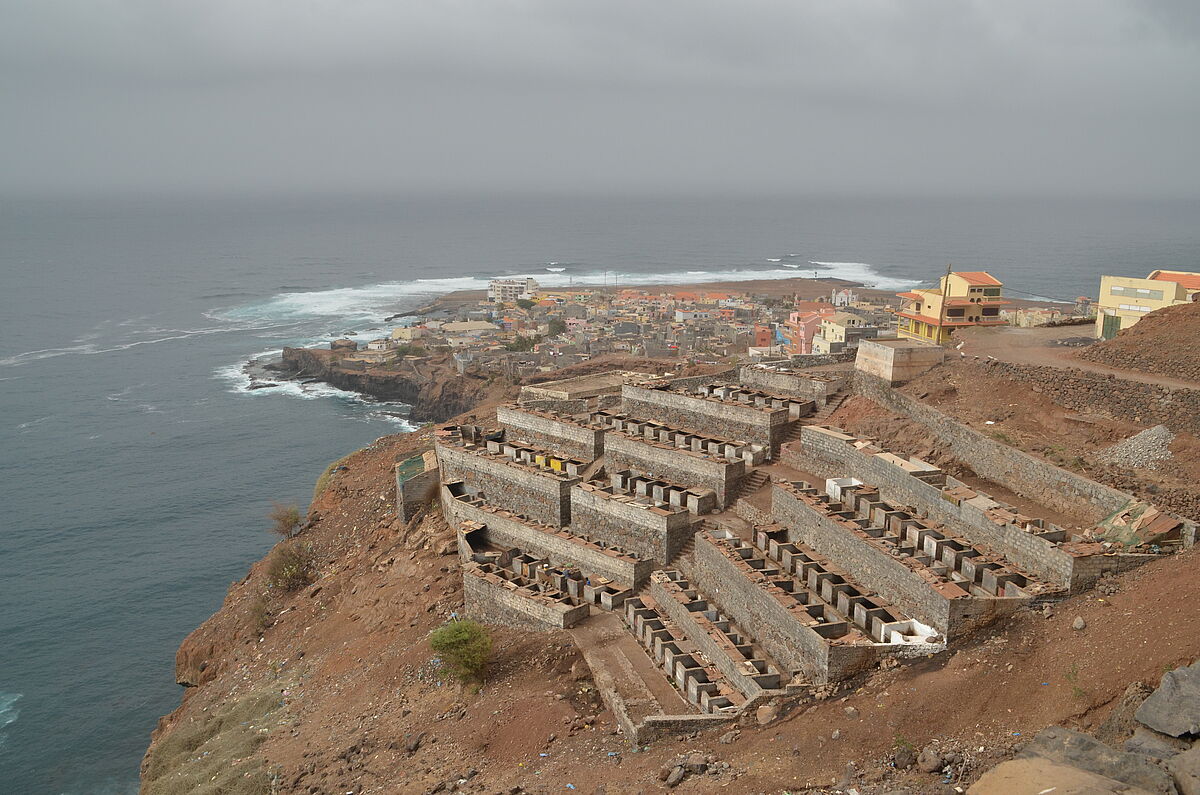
[953,325,1200,391]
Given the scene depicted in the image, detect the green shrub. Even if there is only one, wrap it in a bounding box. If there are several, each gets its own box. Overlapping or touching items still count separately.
[248,597,274,632]
[312,452,353,501]
[266,542,316,593]
[268,502,301,538]
[429,619,492,683]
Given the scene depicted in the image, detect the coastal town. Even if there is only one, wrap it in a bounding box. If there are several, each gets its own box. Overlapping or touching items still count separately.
[146,263,1200,793]
[295,267,1199,386]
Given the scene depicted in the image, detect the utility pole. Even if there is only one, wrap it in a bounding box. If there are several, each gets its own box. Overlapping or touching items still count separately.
[935,263,953,345]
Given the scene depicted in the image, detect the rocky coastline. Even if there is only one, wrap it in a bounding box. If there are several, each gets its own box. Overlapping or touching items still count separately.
[270,346,501,424]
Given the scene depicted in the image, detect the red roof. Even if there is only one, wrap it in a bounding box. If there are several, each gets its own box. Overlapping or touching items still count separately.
[953,271,1002,286]
[1150,270,1200,290]
[896,291,924,301]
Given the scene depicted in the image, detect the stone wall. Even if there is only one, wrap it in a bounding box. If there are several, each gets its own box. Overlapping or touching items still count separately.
[463,566,589,630]
[396,466,440,522]
[569,486,695,565]
[961,359,1200,437]
[496,405,604,462]
[787,351,857,368]
[690,532,880,683]
[655,369,737,392]
[852,372,1137,522]
[648,574,769,699]
[789,426,1079,589]
[603,431,746,508]
[770,484,1026,638]
[853,339,945,384]
[620,384,790,451]
[738,366,845,405]
[515,398,591,415]
[434,443,577,526]
[449,494,654,588]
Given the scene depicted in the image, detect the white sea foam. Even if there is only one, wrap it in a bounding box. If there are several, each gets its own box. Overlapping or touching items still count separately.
[766,258,781,262]
[214,356,417,429]
[0,691,21,742]
[807,261,916,290]
[545,267,566,273]
[0,323,287,368]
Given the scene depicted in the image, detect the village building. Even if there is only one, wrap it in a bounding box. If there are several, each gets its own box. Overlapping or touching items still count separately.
[896,271,1009,344]
[1094,269,1200,339]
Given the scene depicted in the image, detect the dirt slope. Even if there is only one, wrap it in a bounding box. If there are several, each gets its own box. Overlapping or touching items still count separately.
[143,405,1200,794]
[1080,301,1200,384]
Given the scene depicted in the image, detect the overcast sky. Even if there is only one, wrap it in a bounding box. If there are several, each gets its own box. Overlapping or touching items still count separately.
[2,0,1198,198]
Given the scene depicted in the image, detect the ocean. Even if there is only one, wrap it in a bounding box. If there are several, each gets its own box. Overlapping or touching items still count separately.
[1,194,1197,793]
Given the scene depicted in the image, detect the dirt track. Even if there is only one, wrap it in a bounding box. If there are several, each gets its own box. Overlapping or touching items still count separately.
[953,325,1200,390]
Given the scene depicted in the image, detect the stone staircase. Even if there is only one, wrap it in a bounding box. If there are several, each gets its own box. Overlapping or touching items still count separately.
[808,391,849,424]
[732,469,771,501]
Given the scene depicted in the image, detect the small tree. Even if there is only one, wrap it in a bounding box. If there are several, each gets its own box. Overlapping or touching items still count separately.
[429,619,492,683]
[266,542,316,593]
[547,318,567,336]
[516,298,536,310]
[268,502,302,538]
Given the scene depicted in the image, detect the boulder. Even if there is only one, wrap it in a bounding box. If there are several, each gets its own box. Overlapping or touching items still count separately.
[1169,745,1200,795]
[894,746,917,769]
[1019,727,1177,794]
[1137,661,1200,738]
[917,746,945,773]
[969,757,1156,794]
[1125,726,1191,761]
[756,704,778,726]
[665,766,686,788]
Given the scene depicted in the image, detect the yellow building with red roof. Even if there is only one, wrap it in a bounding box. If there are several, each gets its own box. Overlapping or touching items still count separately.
[896,271,1009,344]
[1094,269,1200,339]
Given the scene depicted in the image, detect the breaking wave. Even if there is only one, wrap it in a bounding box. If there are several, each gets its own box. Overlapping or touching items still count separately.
[214,358,418,431]
[0,692,21,748]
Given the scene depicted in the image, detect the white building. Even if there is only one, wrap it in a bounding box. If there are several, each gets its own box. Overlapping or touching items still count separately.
[487,278,540,303]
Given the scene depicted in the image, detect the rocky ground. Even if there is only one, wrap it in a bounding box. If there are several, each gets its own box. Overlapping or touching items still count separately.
[826,358,1200,522]
[143,398,1200,794]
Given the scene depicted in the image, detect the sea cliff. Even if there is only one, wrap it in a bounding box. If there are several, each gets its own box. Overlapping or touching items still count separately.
[275,347,503,423]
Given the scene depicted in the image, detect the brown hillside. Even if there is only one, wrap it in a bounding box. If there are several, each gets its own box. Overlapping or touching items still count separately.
[1080,301,1200,384]
[144,406,1200,794]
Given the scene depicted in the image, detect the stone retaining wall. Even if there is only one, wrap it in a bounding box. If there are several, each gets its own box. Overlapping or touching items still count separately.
[448,495,654,588]
[852,372,1134,522]
[771,483,1028,639]
[739,366,845,405]
[496,404,604,461]
[435,442,577,526]
[621,383,790,452]
[790,426,1081,589]
[603,431,746,508]
[463,566,589,630]
[570,485,695,565]
[690,531,879,683]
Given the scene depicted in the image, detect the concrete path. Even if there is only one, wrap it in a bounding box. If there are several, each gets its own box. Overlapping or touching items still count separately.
[571,611,690,720]
[954,326,1200,391]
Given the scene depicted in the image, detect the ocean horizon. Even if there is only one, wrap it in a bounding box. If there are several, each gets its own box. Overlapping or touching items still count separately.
[2,193,1199,792]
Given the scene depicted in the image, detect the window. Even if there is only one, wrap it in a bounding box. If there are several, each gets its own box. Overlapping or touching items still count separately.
[1117,304,1153,312]
[1111,286,1163,300]
[946,308,966,317]
[981,307,999,316]
[983,288,1001,297]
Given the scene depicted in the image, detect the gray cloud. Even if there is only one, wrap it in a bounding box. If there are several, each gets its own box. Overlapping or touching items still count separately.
[2,0,1197,196]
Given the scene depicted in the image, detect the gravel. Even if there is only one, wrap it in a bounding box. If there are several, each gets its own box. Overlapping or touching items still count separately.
[1099,425,1175,470]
